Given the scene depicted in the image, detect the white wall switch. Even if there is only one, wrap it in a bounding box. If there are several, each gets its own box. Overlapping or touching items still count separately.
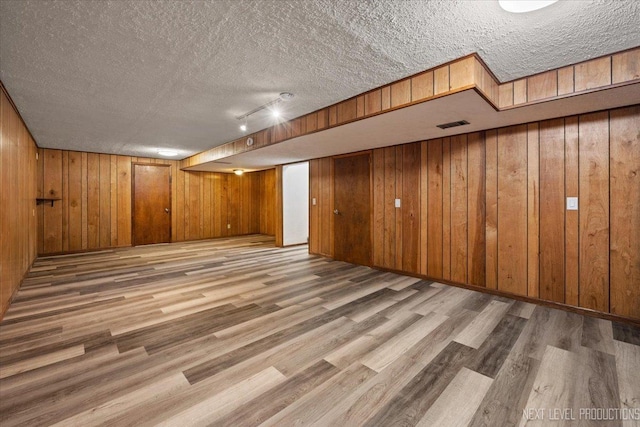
[227,224,231,229]
[312,197,316,206]
[567,197,578,210]
[395,198,401,208]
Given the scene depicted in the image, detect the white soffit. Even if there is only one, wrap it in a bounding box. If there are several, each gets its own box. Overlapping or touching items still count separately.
[0,0,639,158]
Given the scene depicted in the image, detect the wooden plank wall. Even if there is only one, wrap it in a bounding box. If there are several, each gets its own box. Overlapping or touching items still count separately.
[498,48,640,108]
[37,151,275,255]
[309,105,640,320]
[0,89,38,318]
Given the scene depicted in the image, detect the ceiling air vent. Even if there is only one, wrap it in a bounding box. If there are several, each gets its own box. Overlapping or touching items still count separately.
[436,120,470,130]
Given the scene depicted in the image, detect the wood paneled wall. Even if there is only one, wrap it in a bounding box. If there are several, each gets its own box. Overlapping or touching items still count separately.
[1,88,38,317]
[309,105,640,321]
[37,150,276,255]
[498,49,640,108]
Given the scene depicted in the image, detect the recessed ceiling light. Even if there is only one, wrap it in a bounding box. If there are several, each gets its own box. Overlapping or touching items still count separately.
[498,0,559,13]
[279,92,295,101]
[272,109,280,118]
[233,169,244,176]
[240,124,247,132]
[158,150,178,157]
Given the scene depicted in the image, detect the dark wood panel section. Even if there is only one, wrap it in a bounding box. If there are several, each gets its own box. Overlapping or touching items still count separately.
[564,117,580,307]
[450,135,468,284]
[527,124,540,298]
[578,111,610,312]
[427,139,444,278]
[496,125,528,296]
[485,130,498,290]
[609,106,640,319]
[467,132,486,287]
[333,153,371,266]
[401,143,420,274]
[539,119,565,303]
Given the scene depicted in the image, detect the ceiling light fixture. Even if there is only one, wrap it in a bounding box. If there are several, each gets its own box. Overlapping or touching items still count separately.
[240,124,247,132]
[158,149,178,157]
[236,92,294,123]
[233,169,244,176]
[272,109,280,118]
[498,0,559,13]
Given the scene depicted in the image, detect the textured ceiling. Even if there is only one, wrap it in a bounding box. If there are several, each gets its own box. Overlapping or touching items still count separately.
[1,0,639,158]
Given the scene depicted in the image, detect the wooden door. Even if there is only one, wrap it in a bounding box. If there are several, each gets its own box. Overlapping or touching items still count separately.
[132,164,171,245]
[333,153,372,265]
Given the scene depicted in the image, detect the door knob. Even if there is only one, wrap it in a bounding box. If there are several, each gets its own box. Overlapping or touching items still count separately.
[164,208,170,213]
[333,209,340,215]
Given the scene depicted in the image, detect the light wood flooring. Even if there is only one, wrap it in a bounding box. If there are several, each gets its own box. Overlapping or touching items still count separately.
[1,235,639,426]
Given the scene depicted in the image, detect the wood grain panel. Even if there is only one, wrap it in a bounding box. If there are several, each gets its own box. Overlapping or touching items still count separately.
[609,106,640,319]
[564,117,579,307]
[612,49,640,83]
[427,139,444,278]
[449,57,475,90]
[336,99,357,124]
[260,169,276,236]
[411,72,434,101]
[395,146,402,269]
[381,86,391,110]
[383,147,397,269]
[450,135,467,284]
[558,66,574,95]
[84,153,99,249]
[539,119,565,303]
[513,79,527,105]
[434,66,449,95]
[442,138,452,281]
[61,151,68,252]
[365,90,382,116]
[527,124,540,299]
[319,158,333,256]
[110,156,118,246]
[81,152,88,249]
[499,83,514,108]
[356,96,365,118]
[116,156,131,247]
[578,111,609,312]
[372,149,385,267]
[402,143,420,273]
[67,151,82,251]
[309,160,320,254]
[99,154,111,248]
[467,132,485,287]
[43,149,63,254]
[391,79,411,108]
[419,141,429,276]
[527,70,558,102]
[485,130,498,290]
[497,125,528,296]
[575,57,611,92]
[306,114,318,134]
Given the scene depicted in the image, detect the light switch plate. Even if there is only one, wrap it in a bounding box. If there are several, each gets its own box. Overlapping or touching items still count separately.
[395,198,401,208]
[567,197,578,210]
[312,198,316,206]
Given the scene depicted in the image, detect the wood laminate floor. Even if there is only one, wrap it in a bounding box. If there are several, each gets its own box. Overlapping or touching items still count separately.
[1,235,639,426]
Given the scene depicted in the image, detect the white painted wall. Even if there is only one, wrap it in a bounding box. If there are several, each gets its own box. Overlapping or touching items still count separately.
[282,162,309,246]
